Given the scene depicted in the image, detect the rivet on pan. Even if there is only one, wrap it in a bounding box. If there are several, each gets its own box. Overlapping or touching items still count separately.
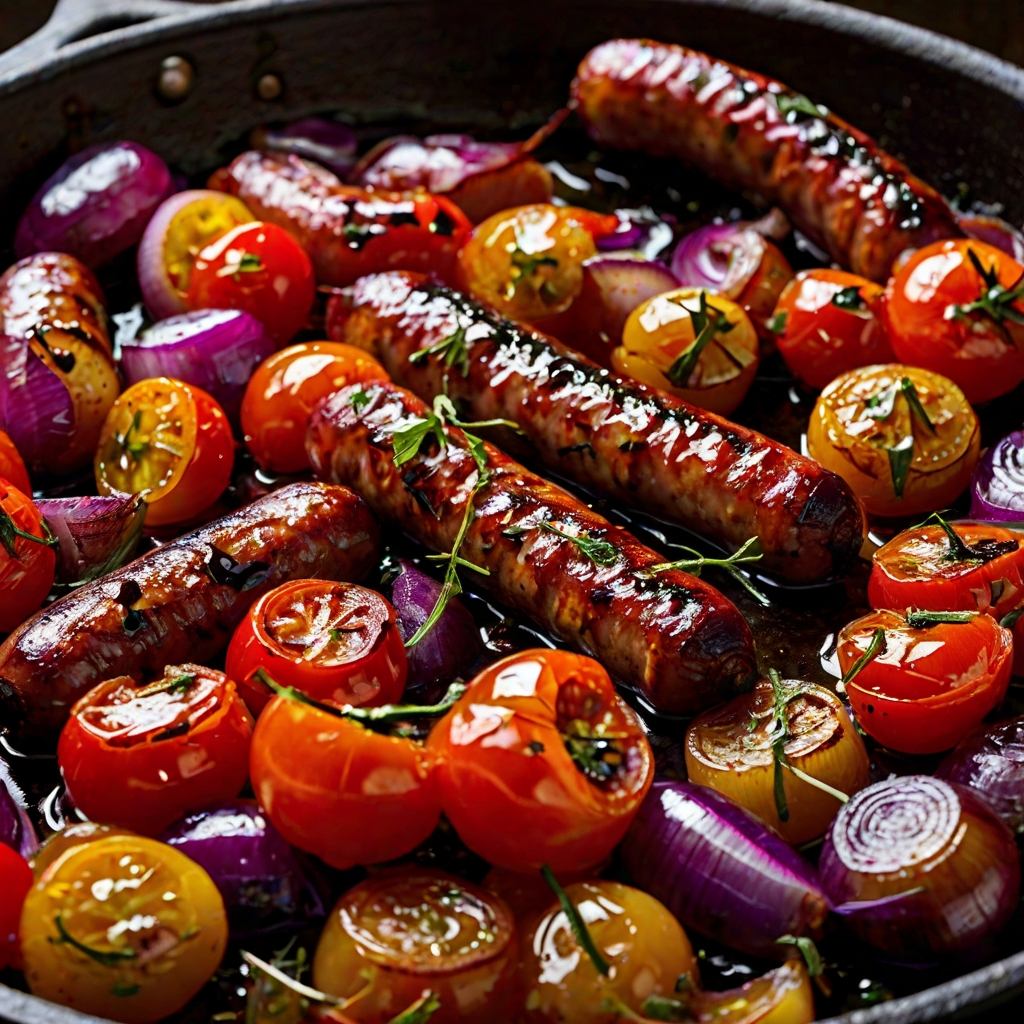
[157,56,194,101]
[256,73,284,101]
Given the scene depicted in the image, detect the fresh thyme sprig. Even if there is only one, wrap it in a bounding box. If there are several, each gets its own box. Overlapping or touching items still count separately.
[665,291,736,386]
[540,866,609,976]
[642,536,769,606]
[409,324,471,377]
[504,521,619,567]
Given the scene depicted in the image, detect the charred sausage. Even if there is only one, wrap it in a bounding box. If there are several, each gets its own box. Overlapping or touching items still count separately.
[570,39,961,281]
[333,271,865,584]
[307,380,757,715]
[0,482,379,742]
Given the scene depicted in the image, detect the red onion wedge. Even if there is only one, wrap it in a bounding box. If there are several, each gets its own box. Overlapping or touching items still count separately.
[0,763,37,860]
[252,117,358,179]
[596,206,676,260]
[15,142,173,268]
[35,493,146,589]
[620,780,828,960]
[120,309,275,424]
[958,213,1024,262]
[821,775,1020,964]
[970,430,1024,522]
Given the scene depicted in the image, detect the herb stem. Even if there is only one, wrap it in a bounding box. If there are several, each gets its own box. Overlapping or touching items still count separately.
[540,865,610,977]
[643,536,769,606]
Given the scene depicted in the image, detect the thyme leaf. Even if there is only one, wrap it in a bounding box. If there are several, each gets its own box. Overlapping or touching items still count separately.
[643,536,769,606]
[537,522,618,567]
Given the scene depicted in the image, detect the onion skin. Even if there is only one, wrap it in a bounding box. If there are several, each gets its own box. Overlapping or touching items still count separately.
[936,717,1024,834]
[15,142,173,267]
[252,118,358,179]
[685,677,870,844]
[820,775,1020,964]
[0,766,38,860]
[971,430,1024,522]
[620,780,828,959]
[959,213,1024,262]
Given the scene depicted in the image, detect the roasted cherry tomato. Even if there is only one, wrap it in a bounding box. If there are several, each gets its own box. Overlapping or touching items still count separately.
[250,692,439,869]
[58,664,253,836]
[613,287,760,415]
[520,879,697,1023]
[807,364,979,518]
[869,519,1024,621]
[0,843,31,970]
[312,868,518,1024]
[0,430,31,495]
[0,478,56,632]
[240,341,388,473]
[685,675,870,844]
[456,203,617,322]
[427,649,653,873]
[95,377,234,527]
[20,834,227,1023]
[772,269,894,389]
[885,239,1024,404]
[837,609,1013,754]
[185,221,315,346]
[226,579,407,715]
[692,961,815,1024]
[737,237,795,336]
[30,822,135,877]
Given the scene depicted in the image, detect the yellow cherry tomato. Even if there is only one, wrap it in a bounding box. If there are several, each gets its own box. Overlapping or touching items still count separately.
[30,823,135,876]
[456,203,616,322]
[164,192,255,296]
[807,363,980,518]
[20,834,227,1024]
[613,287,760,415]
[693,960,815,1024]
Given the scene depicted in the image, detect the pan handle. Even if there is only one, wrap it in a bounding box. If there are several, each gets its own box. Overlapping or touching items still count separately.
[0,0,207,79]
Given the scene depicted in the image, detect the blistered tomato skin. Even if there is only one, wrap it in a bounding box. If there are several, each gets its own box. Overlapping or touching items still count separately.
[427,649,653,873]
[0,430,32,495]
[885,239,1024,404]
[20,834,227,1024]
[0,479,56,633]
[0,843,31,969]
[226,579,407,715]
[774,269,894,389]
[312,869,518,1024]
[836,609,1013,754]
[58,665,254,836]
[250,695,439,869]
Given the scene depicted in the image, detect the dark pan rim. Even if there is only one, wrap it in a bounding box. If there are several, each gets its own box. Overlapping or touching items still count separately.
[1,1,1024,1022]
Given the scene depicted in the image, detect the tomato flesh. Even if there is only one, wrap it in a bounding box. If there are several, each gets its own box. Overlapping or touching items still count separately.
[0,843,31,970]
[0,479,56,632]
[0,429,32,495]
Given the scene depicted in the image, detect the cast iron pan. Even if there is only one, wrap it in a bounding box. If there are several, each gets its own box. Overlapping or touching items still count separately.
[1,2,1024,1023]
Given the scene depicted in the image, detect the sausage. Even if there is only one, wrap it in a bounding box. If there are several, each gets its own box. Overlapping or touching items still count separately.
[570,39,961,282]
[307,380,757,716]
[333,271,865,584]
[208,151,470,286]
[0,482,379,742]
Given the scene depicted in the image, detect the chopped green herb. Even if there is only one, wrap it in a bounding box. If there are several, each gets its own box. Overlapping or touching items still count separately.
[777,935,824,977]
[766,310,788,335]
[950,247,1024,327]
[409,323,472,377]
[665,291,736,386]
[1001,606,1024,630]
[116,410,149,461]
[841,627,886,686]
[350,388,371,413]
[864,378,933,437]
[540,865,610,976]
[537,522,618,566]
[135,673,195,699]
[110,981,141,998]
[388,991,441,1024]
[509,247,559,297]
[886,435,915,499]
[899,377,935,434]
[643,535,769,606]
[831,285,867,312]
[905,609,978,628]
[777,93,826,121]
[236,252,263,274]
[53,915,136,967]
[640,993,692,1021]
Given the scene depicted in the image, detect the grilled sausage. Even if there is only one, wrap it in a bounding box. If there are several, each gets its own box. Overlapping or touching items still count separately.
[570,39,961,281]
[333,271,865,584]
[0,482,378,742]
[307,380,757,715]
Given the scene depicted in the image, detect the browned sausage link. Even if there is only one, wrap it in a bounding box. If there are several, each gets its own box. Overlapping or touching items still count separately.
[570,39,961,281]
[0,482,379,742]
[337,271,865,584]
[307,380,757,715]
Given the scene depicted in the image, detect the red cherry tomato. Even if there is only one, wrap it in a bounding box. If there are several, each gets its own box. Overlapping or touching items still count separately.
[226,579,407,715]
[427,649,653,873]
[0,430,31,496]
[885,239,1024,404]
[773,269,894,389]
[240,342,388,473]
[0,479,56,633]
[186,221,315,346]
[58,664,254,836]
[836,609,1013,754]
[0,843,31,970]
[250,693,440,869]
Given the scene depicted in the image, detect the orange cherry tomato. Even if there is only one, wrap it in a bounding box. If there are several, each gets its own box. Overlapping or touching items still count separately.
[772,269,894,389]
[58,665,254,836]
[737,238,794,334]
[807,364,979,518]
[456,203,618,322]
[250,693,439,869]
[185,221,315,346]
[0,843,31,969]
[869,520,1024,620]
[95,377,234,527]
[0,478,55,632]
[885,239,1024,404]
[226,579,407,715]
[241,342,388,473]
[427,649,653,874]
[0,430,31,495]
[613,287,760,415]
[836,609,1013,754]
[312,868,518,1024]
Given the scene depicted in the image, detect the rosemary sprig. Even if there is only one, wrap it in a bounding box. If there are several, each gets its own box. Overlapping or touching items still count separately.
[841,627,886,686]
[665,291,736,386]
[905,609,978,628]
[54,915,136,967]
[536,522,618,567]
[949,247,1024,327]
[642,536,769,606]
[540,865,609,976]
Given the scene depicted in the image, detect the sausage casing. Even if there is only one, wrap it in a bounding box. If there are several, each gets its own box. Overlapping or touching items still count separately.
[335,271,865,584]
[307,380,757,715]
[0,481,379,741]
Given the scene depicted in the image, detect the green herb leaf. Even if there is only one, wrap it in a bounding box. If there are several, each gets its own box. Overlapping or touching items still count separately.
[391,414,442,468]
[116,409,150,461]
[777,93,827,121]
[236,252,263,274]
[510,247,559,288]
[841,627,886,686]
[541,865,610,977]
[350,388,370,413]
[538,522,618,567]
[886,435,915,499]
[766,668,791,823]
[923,510,978,562]
[665,291,736,386]
[640,993,692,1021]
[388,991,442,1024]
[1001,606,1024,630]
[831,285,867,312]
[950,248,1024,327]
[766,309,788,335]
[53,915,136,967]
[110,981,141,998]
[905,609,979,628]
[777,935,824,977]
[135,673,195,699]
[409,323,471,377]
[863,383,897,420]
[643,535,769,606]
[899,377,935,434]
